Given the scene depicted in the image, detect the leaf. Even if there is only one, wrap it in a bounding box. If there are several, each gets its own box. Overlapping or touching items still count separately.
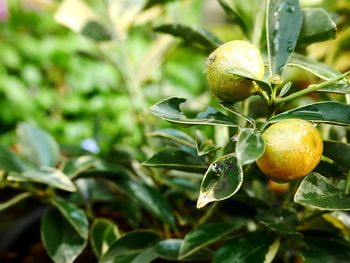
[323,141,350,168]
[212,231,278,263]
[267,0,303,75]
[288,53,340,80]
[99,230,160,263]
[81,21,111,41]
[0,146,27,172]
[155,239,211,261]
[256,207,300,235]
[17,122,60,168]
[298,8,337,44]
[115,178,178,230]
[41,209,87,263]
[265,101,350,127]
[235,128,265,166]
[50,197,89,239]
[150,97,238,127]
[91,218,119,258]
[147,128,196,148]
[154,24,222,51]
[63,156,100,179]
[142,148,207,173]
[179,221,245,259]
[7,167,77,192]
[279,82,292,97]
[318,80,350,94]
[144,0,177,9]
[197,154,243,208]
[294,173,350,210]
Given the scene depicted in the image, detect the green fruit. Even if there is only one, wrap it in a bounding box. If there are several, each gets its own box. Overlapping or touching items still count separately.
[257,119,323,183]
[207,40,265,102]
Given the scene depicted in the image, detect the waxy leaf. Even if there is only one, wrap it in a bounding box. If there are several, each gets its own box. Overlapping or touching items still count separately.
[17,122,60,168]
[99,231,160,263]
[267,0,303,75]
[213,231,278,263]
[150,97,238,127]
[235,128,265,166]
[265,101,350,127]
[50,197,89,239]
[294,173,350,210]
[41,209,87,263]
[0,146,27,172]
[323,141,350,168]
[256,207,300,235]
[154,24,222,51]
[179,221,245,259]
[148,128,196,148]
[143,148,207,173]
[8,167,77,192]
[197,154,243,208]
[298,8,337,44]
[91,218,119,258]
[288,53,340,80]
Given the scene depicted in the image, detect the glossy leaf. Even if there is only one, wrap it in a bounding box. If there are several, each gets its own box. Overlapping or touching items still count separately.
[99,231,160,263]
[294,173,350,210]
[63,156,100,179]
[17,122,60,168]
[212,231,278,263]
[50,197,89,239]
[179,221,245,259]
[288,53,340,80]
[41,209,87,263]
[265,101,350,127]
[267,0,303,75]
[155,239,212,261]
[116,178,178,230]
[256,207,300,235]
[91,218,119,258]
[197,154,243,208]
[298,8,337,44]
[8,167,76,192]
[0,146,27,172]
[323,141,350,168]
[235,128,265,166]
[318,80,350,94]
[220,102,255,125]
[150,97,238,127]
[143,148,207,173]
[147,128,196,148]
[154,24,222,51]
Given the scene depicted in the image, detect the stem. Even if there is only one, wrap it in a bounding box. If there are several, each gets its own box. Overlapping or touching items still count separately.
[275,71,350,104]
[196,202,219,226]
[258,89,271,105]
[0,192,32,212]
[345,170,350,195]
[299,210,329,225]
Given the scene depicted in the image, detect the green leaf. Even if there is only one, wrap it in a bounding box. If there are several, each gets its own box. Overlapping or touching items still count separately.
[294,173,350,210]
[148,128,196,148]
[323,141,350,168]
[179,221,245,259]
[267,0,303,75]
[144,0,176,9]
[150,97,238,127]
[41,209,87,263]
[265,101,350,127]
[318,80,350,94]
[298,8,337,44]
[63,156,100,179]
[235,128,265,166]
[99,230,160,263]
[256,207,300,235]
[197,154,243,208]
[81,21,111,41]
[143,148,207,173]
[288,53,340,80]
[154,24,222,51]
[0,146,27,172]
[17,122,60,167]
[91,218,119,258]
[116,178,178,230]
[7,167,77,192]
[155,239,211,261]
[50,197,89,239]
[212,231,278,263]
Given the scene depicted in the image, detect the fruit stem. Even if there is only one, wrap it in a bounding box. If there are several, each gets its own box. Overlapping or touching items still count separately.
[258,88,271,106]
[275,71,350,104]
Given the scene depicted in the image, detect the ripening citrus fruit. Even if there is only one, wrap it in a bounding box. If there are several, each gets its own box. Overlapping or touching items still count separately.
[206,40,265,102]
[257,119,323,183]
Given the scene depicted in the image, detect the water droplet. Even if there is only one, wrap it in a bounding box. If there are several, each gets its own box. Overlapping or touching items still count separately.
[211,163,221,175]
[287,38,293,44]
[287,6,295,13]
[269,74,283,85]
[287,46,294,52]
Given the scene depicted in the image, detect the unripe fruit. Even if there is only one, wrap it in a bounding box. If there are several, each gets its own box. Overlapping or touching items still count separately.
[206,40,265,102]
[257,119,323,183]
